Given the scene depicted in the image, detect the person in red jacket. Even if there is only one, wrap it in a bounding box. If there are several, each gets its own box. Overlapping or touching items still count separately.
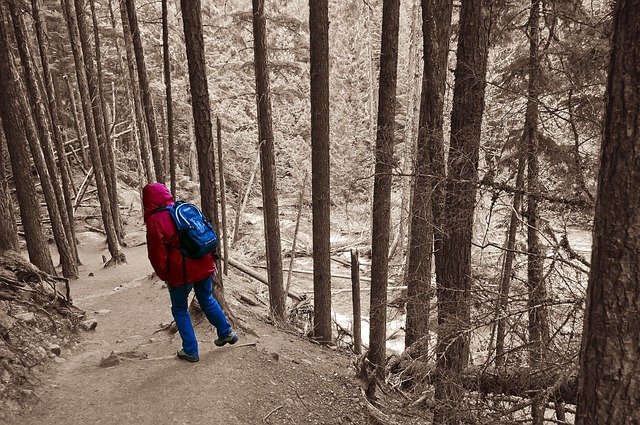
[143,183,237,362]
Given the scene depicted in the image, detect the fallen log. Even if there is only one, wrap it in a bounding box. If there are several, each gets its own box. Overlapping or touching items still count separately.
[227,257,304,302]
[456,366,578,405]
[392,359,578,405]
[251,264,398,285]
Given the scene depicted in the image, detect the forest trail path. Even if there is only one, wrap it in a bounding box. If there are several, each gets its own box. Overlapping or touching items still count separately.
[10,232,366,425]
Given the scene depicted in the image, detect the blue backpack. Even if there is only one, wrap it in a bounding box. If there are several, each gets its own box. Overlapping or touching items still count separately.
[158,201,218,259]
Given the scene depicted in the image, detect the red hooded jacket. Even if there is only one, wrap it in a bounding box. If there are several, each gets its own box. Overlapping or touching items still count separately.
[143,183,215,287]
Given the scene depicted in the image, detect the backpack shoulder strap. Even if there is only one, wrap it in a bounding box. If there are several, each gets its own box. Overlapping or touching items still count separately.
[149,205,170,217]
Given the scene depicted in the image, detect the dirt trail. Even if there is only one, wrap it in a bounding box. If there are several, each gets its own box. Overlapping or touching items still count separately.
[8,232,368,424]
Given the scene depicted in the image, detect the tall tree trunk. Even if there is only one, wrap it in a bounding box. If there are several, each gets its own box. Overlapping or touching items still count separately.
[31,0,80,265]
[64,74,90,170]
[576,0,640,421]
[404,0,454,349]
[0,8,55,274]
[404,79,434,351]
[89,0,123,240]
[75,0,123,242]
[162,0,176,196]
[366,0,400,398]
[364,4,376,142]
[392,0,420,263]
[9,4,77,278]
[125,0,164,183]
[0,122,20,252]
[89,0,111,138]
[250,0,286,320]
[180,0,233,314]
[60,0,125,264]
[494,151,525,366]
[522,1,548,422]
[215,117,228,275]
[118,0,153,183]
[351,249,362,355]
[309,0,331,343]
[433,0,490,421]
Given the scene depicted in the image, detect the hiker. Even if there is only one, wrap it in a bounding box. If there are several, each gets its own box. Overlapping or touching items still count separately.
[142,182,238,362]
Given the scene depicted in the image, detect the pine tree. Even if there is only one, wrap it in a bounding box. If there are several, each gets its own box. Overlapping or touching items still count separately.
[404,0,454,349]
[309,0,332,342]
[576,0,640,421]
[180,0,233,314]
[367,0,401,398]
[433,0,491,420]
[31,0,80,265]
[60,0,125,264]
[250,0,286,320]
[0,5,55,274]
[124,0,164,183]
[0,122,19,252]
[9,3,77,278]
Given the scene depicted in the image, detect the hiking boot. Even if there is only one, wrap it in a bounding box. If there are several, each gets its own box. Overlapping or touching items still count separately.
[214,331,238,347]
[177,348,199,362]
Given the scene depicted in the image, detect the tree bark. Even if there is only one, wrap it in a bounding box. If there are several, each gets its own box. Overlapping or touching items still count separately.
[232,150,260,246]
[118,0,153,183]
[64,74,89,170]
[522,1,548,422]
[75,0,123,242]
[0,122,20,252]
[286,172,307,294]
[433,0,490,421]
[366,0,401,398]
[88,0,112,138]
[251,0,286,320]
[31,0,80,265]
[392,0,420,263]
[309,0,332,343]
[89,0,122,240]
[60,0,125,264]
[125,0,164,183]
[162,0,176,196]
[576,0,640,421]
[0,8,55,274]
[351,249,362,355]
[216,117,228,275]
[404,0,454,350]
[8,4,77,278]
[495,151,525,366]
[180,0,233,315]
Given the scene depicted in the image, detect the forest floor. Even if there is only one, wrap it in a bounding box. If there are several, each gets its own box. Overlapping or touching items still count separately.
[3,222,425,424]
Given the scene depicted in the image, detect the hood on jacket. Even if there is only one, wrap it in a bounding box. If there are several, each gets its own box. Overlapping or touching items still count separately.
[142,183,174,222]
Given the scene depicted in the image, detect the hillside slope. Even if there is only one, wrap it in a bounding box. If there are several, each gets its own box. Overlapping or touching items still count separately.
[4,231,375,424]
